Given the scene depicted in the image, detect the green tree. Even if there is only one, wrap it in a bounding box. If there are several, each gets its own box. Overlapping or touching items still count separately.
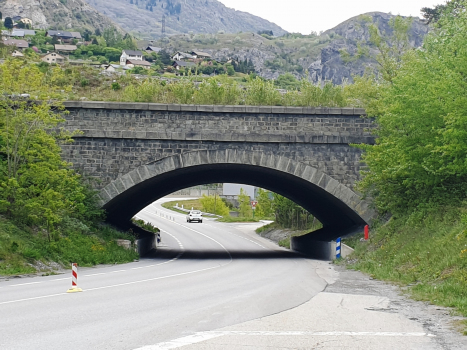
[0,60,97,240]
[4,17,13,30]
[255,188,273,218]
[238,188,252,217]
[368,15,414,83]
[357,1,467,214]
[199,194,229,216]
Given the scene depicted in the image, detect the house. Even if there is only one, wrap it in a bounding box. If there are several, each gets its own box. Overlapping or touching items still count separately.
[102,64,130,72]
[12,16,22,22]
[11,50,24,57]
[18,18,33,27]
[41,52,66,64]
[120,50,143,65]
[1,29,35,38]
[191,50,211,59]
[70,32,82,40]
[172,60,195,70]
[172,51,194,61]
[55,44,78,52]
[125,59,152,69]
[145,46,162,53]
[46,30,74,42]
[2,39,29,50]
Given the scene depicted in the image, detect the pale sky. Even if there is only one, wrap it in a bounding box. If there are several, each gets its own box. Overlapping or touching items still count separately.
[218,0,442,34]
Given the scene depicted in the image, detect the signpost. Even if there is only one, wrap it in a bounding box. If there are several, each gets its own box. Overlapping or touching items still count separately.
[251,201,258,219]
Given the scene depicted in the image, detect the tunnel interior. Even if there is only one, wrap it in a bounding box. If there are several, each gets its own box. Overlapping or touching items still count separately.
[104,163,367,242]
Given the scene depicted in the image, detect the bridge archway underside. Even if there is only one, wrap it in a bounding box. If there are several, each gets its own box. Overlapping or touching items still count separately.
[98,150,374,241]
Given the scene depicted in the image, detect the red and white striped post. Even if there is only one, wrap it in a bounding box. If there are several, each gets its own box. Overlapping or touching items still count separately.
[66,263,83,293]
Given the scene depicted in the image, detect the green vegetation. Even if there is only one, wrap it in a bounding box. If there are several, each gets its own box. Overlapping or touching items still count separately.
[347,208,467,333]
[0,217,138,276]
[131,219,160,233]
[0,59,138,276]
[344,2,467,331]
[199,194,230,216]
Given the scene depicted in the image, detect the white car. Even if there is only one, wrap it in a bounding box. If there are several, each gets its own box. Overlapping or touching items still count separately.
[186,210,203,223]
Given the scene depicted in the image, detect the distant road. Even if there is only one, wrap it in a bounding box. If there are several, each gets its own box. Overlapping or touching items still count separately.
[0,198,327,350]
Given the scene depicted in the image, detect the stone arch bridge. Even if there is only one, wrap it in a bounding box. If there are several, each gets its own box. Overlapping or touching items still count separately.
[60,101,375,246]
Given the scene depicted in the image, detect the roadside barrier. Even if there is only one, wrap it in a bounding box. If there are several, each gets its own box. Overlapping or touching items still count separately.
[66,263,83,293]
[336,237,341,259]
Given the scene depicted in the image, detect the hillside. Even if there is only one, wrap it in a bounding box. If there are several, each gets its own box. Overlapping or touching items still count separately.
[0,0,120,32]
[155,12,428,84]
[84,0,287,38]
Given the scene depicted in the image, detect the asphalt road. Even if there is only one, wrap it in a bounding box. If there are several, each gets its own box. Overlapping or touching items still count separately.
[0,198,327,350]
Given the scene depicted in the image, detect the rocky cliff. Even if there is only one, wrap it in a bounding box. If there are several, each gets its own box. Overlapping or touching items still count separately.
[307,12,429,84]
[0,0,120,31]
[160,12,429,85]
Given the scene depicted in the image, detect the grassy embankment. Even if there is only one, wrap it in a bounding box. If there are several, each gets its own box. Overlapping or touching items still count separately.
[0,217,138,276]
[342,207,467,334]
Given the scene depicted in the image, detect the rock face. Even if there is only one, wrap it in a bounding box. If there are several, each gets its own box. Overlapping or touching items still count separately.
[160,12,428,85]
[0,0,120,31]
[307,12,429,84]
[84,0,287,38]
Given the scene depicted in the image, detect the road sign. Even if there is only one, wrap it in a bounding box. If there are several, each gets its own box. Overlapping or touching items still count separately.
[251,201,258,209]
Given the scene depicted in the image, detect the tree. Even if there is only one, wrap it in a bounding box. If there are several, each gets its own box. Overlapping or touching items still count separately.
[0,60,94,240]
[238,188,252,217]
[368,15,414,83]
[357,2,467,214]
[421,0,465,24]
[226,64,235,76]
[199,194,229,216]
[4,17,13,30]
[256,189,273,218]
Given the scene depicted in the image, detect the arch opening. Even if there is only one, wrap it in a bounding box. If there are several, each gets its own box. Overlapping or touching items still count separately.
[100,151,373,242]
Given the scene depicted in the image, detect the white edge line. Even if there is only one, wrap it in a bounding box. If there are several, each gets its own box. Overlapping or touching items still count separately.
[134,331,437,349]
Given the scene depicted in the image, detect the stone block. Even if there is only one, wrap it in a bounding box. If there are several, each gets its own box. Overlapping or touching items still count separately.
[196,105,214,112]
[258,106,272,114]
[245,106,260,113]
[148,103,168,111]
[341,107,354,115]
[329,108,342,115]
[81,101,107,109]
[213,105,235,113]
[137,165,151,182]
[302,107,317,115]
[180,104,197,111]
[271,106,286,114]
[63,101,82,108]
[121,174,135,190]
[354,108,366,116]
[113,178,126,194]
[129,169,143,185]
[284,107,302,114]
[167,104,181,111]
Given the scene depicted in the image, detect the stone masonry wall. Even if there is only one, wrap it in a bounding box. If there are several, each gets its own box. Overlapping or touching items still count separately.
[59,102,374,190]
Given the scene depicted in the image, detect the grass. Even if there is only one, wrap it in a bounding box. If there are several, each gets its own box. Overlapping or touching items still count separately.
[217,216,261,223]
[0,217,139,276]
[345,206,467,333]
[161,198,203,213]
[255,222,311,249]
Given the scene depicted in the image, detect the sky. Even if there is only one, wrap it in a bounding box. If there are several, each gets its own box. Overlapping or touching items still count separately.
[218,0,442,34]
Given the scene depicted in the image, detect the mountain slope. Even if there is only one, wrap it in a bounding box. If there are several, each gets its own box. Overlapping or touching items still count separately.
[156,12,428,85]
[0,0,121,32]
[84,0,287,38]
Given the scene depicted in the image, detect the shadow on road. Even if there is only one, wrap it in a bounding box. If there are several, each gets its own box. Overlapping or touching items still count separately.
[144,248,309,260]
